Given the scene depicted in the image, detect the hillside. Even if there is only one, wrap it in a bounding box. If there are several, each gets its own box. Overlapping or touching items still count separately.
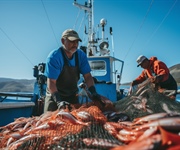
[0,64,179,92]
[0,78,35,92]
[169,63,180,85]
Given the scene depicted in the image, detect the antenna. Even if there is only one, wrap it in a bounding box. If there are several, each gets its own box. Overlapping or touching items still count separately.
[110,27,116,84]
[110,27,114,57]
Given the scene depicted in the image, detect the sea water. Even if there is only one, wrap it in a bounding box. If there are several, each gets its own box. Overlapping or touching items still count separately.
[176,89,180,102]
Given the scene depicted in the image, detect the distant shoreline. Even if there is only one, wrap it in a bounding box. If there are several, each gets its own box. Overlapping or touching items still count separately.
[121,82,180,86]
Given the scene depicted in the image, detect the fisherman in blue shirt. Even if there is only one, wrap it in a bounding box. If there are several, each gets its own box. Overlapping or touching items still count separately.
[44,29,101,112]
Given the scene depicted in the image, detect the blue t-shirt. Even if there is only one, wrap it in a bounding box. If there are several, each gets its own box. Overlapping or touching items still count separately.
[44,48,91,80]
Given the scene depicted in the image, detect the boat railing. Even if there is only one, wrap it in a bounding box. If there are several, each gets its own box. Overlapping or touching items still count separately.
[0,92,34,102]
[177,89,180,94]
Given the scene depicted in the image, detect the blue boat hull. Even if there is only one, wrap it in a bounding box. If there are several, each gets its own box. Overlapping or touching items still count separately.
[0,93,36,127]
[0,103,34,127]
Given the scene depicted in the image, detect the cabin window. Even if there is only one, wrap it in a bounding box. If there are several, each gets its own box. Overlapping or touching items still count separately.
[89,60,107,76]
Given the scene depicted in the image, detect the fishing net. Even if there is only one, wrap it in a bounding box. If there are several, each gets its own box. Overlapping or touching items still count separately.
[114,81,180,121]
[0,104,123,150]
[14,124,121,150]
[1,82,180,150]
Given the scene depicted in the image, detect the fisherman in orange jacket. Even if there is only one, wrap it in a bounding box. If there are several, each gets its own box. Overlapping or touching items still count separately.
[130,55,177,99]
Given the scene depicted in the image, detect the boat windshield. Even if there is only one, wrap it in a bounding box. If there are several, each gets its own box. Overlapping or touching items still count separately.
[89,60,106,76]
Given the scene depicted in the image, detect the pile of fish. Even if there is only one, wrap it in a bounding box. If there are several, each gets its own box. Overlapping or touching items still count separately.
[0,102,121,150]
[0,83,180,150]
[114,82,180,120]
[109,113,180,150]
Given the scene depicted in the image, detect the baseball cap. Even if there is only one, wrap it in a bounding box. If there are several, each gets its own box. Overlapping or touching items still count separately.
[136,55,147,67]
[62,29,82,42]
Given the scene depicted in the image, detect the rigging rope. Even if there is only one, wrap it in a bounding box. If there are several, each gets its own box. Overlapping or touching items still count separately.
[41,0,59,47]
[73,9,81,30]
[123,0,154,61]
[73,7,88,46]
[81,15,90,46]
[140,0,178,52]
[78,13,86,33]
[0,27,34,66]
[0,0,62,69]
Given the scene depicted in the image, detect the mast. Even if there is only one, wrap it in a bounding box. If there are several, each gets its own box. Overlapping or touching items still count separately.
[73,0,96,57]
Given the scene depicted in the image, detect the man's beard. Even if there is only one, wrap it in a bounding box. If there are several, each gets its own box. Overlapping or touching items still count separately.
[63,46,77,54]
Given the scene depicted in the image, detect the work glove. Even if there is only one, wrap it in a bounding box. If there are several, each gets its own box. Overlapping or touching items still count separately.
[150,75,163,84]
[128,80,140,96]
[89,86,105,107]
[88,86,101,101]
[57,101,71,110]
[131,80,139,86]
[52,91,71,110]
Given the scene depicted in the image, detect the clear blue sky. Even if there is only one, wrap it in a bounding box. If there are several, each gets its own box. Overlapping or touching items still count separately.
[0,0,180,83]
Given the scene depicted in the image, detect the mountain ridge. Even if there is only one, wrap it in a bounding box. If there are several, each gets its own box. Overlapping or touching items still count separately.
[0,64,179,92]
[0,78,35,92]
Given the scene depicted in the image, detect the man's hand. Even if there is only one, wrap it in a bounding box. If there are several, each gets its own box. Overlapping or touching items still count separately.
[57,101,71,110]
[150,75,163,84]
[88,86,105,106]
[150,77,156,83]
[88,86,101,100]
[131,80,138,86]
[92,93,101,101]
[52,91,71,110]
[150,76,158,83]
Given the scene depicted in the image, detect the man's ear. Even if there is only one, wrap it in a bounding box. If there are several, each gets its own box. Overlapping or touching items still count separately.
[61,38,65,44]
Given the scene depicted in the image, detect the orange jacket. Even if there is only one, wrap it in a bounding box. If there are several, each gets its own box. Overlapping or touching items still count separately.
[134,57,169,84]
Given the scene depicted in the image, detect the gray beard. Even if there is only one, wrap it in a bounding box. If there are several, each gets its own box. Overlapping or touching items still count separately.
[63,46,77,54]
